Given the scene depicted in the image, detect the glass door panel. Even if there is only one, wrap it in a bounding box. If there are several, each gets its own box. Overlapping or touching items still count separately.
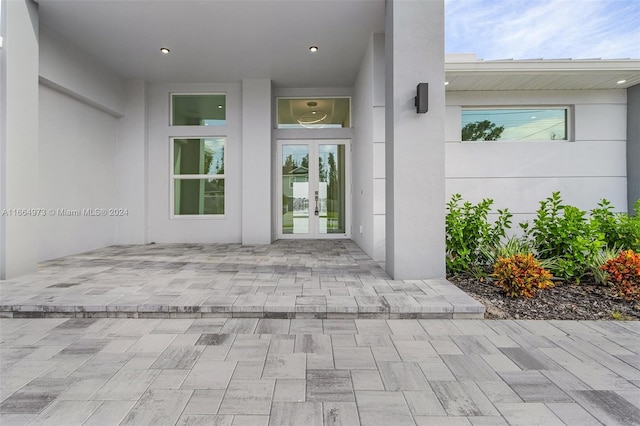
[282,145,310,235]
[318,144,346,234]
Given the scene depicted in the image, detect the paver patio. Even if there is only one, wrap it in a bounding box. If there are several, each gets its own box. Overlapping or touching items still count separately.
[0,240,483,319]
[1,240,639,425]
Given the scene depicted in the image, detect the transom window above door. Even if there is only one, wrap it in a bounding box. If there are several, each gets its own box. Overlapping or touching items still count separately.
[277,98,350,129]
[171,94,226,126]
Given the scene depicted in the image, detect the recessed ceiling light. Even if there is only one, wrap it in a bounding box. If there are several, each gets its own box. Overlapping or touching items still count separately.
[617,79,627,84]
[217,105,223,109]
[444,81,450,86]
[309,46,319,53]
[160,47,170,54]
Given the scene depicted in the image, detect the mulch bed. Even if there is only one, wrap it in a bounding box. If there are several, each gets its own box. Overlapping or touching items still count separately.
[449,275,640,320]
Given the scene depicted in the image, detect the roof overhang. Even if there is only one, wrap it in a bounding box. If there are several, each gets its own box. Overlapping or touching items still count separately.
[445,57,640,91]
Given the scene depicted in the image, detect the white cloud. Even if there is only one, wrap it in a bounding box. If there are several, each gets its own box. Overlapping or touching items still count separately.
[446,0,640,59]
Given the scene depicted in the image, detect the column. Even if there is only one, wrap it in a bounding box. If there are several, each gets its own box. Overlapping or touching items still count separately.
[241,79,272,244]
[0,0,39,278]
[385,0,446,279]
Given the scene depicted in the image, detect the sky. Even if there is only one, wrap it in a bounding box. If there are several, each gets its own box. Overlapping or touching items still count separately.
[445,0,640,60]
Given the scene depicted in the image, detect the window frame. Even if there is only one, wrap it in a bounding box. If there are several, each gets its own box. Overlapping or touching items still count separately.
[461,106,573,142]
[169,136,227,219]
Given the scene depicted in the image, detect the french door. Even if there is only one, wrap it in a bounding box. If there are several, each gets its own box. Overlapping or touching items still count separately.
[277,140,350,239]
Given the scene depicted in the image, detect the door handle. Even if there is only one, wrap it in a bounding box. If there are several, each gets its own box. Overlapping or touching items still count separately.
[314,191,319,216]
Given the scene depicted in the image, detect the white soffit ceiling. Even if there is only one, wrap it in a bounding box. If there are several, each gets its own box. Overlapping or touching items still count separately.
[446,59,640,91]
[37,0,385,87]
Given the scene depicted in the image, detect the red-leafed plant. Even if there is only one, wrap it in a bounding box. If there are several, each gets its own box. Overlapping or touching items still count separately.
[600,250,640,301]
[492,253,554,298]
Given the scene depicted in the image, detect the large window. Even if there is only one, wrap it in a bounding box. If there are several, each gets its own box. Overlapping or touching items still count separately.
[170,93,227,217]
[172,138,225,216]
[462,108,568,141]
[171,94,226,126]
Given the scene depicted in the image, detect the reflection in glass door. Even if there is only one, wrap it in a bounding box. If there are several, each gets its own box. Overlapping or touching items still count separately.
[281,145,310,234]
[279,140,349,238]
[318,144,346,235]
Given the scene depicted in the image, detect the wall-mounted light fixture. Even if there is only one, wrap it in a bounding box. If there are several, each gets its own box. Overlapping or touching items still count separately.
[415,83,428,113]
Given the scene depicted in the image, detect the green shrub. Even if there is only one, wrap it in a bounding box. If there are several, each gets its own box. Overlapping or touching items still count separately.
[482,236,558,274]
[492,253,554,298]
[446,192,639,285]
[600,250,640,301]
[481,236,532,265]
[590,199,640,251]
[589,245,623,285]
[520,192,604,281]
[446,194,512,276]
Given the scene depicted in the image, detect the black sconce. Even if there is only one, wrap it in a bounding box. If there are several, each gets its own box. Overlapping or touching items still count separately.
[415,83,428,113]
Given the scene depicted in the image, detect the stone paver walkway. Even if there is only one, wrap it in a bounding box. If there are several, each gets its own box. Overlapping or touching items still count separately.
[0,240,483,319]
[1,318,639,425]
[1,241,640,425]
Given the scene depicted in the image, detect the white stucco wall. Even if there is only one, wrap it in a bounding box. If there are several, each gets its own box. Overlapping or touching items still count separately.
[39,25,124,117]
[371,34,386,262]
[445,89,628,224]
[352,35,375,259]
[38,84,119,261]
[147,83,242,243]
[353,33,386,261]
[35,23,125,262]
[116,80,148,244]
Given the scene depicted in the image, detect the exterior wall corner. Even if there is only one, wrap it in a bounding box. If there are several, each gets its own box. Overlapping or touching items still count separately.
[1,0,40,278]
[627,84,640,212]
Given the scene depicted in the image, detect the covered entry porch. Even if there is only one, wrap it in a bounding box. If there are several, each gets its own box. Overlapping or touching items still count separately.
[2,0,445,282]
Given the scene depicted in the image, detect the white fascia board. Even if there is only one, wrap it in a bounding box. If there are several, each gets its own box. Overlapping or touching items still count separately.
[445,59,640,74]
